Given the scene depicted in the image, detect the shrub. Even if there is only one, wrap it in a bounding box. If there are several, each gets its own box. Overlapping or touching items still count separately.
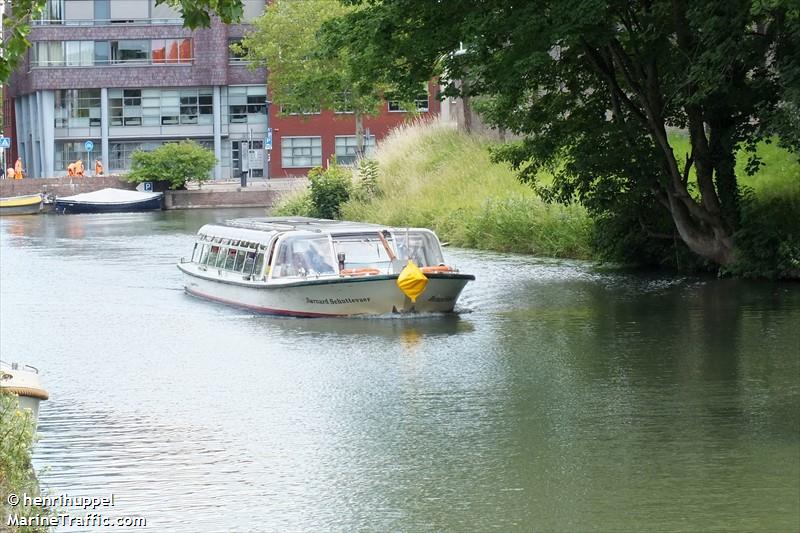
[125,140,216,190]
[307,161,352,219]
[0,392,51,532]
[726,188,800,279]
[273,189,314,217]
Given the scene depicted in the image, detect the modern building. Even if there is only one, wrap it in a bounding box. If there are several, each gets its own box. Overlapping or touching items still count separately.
[7,0,267,180]
[5,0,439,180]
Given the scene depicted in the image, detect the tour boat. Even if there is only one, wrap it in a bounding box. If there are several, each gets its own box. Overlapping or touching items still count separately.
[0,193,43,216]
[1,362,49,426]
[178,217,475,317]
[54,188,163,213]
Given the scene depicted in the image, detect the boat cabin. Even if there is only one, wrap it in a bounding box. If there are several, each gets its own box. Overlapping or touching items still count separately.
[186,217,447,282]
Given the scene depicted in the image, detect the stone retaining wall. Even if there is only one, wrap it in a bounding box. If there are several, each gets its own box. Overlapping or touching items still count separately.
[0,176,134,197]
[164,189,282,209]
[2,177,285,210]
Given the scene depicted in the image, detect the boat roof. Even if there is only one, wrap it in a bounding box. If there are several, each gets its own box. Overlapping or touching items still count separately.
[57,188,162,203]
[224,217,421,234]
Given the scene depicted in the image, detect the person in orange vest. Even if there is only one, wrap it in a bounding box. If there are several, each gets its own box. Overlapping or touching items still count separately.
[94,159,104,176]
[6,167,15,179]
[75,160,85,177]
[67,162,76,176]
[14,158,24,179]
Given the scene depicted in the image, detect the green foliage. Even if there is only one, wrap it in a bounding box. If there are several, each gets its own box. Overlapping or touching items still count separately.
[125,140,215,190]
[307,162,353,219]
[0,392,50,533]
[352,158,380,201]
[273,190,314,217]
[725,189,800,279]
[324,0,799,269]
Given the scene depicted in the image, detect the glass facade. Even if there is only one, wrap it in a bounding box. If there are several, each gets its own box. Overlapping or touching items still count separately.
[32,39,192,66]
[108,87,212,127]
[55,140,102,171]
[54,89,101,128]
[226,86,267,124]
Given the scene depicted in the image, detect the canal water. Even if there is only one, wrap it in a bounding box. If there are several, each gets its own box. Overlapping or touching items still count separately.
[1,209,798,532]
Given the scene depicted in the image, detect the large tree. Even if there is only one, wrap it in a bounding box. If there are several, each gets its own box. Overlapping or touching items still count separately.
[237,0,386,158]
[0,0,245,82]
[324,0,799,268]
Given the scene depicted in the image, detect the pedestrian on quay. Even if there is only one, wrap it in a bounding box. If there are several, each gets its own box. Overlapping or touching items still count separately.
[6,167,15,180]
[14,158,24,179]
[95,159,104,176]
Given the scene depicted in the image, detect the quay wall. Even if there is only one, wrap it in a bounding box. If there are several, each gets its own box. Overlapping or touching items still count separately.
[1,177,284,210]
[0,176,134,197]
[164,189,281,210]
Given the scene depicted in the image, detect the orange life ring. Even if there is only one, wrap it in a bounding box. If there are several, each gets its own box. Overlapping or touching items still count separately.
[420,265,454,274]
[341,268,381,276]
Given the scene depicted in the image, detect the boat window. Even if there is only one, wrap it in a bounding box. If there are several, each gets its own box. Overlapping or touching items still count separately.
[207,245,220,266]
[393,231,444,266]
[332,235,394,270]
[271,235,336,278]
[216,247,228,268]
[198,244,210,264]
[224,248,237,270]
[254,252,265,277]
[243,251,256,274]
[234,250,247,272]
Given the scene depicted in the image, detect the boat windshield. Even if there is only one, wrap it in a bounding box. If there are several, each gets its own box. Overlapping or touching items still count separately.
[271,235,336,278]
[392,231,444,266]
[332,234,396,271]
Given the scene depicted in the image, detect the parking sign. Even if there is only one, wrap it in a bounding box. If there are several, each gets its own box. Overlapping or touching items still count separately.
[85,140,94,152]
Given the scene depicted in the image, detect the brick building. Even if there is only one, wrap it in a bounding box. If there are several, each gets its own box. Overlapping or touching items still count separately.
[4,0,437,180]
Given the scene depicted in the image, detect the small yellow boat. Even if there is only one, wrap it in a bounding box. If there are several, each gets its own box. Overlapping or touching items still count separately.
[0,193,43,215]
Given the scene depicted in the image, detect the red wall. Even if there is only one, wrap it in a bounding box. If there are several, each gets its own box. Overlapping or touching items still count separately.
[268,87,440,178]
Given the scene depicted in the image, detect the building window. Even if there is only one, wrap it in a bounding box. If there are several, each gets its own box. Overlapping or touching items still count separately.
[55,140,102,171]
[111,40,149,63]
[388,86,430,112]
[334,135,376,165]
[54,89,101,128]
[281,137,322,168]
[228,39,251,64]
[65,40,94,66]
[280,104,321,116]
[109,89,142,126]
[109,141,162,169]
[228,86,267,124]
[333,92,354,114]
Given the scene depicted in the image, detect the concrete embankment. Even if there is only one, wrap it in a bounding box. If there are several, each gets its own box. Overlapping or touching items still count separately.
[0,177,306,210]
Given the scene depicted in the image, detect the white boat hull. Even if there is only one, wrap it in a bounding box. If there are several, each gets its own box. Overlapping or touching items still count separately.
[178,263,472,317]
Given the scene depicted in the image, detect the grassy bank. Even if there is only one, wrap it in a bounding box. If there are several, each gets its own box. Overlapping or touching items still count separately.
[340,121,593,259]
[277,119,799,274]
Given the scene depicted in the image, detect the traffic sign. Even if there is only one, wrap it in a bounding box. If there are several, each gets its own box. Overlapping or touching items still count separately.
[0,137,11,149]
[85,140,94,152]
[265,128,273,150]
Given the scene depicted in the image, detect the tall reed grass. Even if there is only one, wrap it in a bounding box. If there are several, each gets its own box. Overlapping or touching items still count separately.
[341,119,593,258]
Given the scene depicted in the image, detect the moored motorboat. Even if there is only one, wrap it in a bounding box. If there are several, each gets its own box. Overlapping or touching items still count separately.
[55,188,163,214]
[0,362,49,427]
[0,193,43,216]
[178,217,475,317]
